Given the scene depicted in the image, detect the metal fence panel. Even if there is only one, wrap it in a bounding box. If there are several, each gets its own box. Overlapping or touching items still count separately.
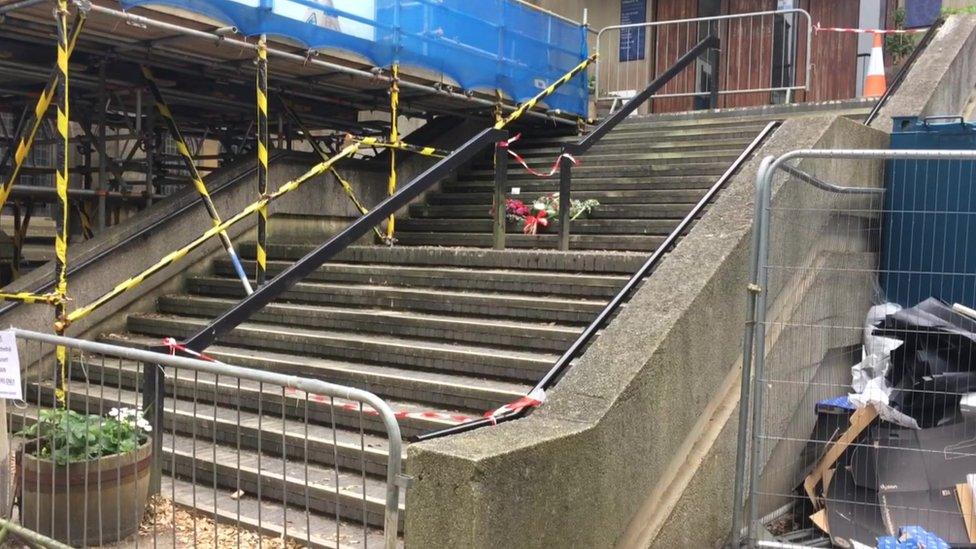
[595,10,812,109]
[4,328,403,548]
[734,149,976,548]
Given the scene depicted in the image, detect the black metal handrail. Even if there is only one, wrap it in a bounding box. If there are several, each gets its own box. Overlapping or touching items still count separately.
[182,128,507,352]
[863,18,942,127]
[555,34,719,250]
[415,120,779,442]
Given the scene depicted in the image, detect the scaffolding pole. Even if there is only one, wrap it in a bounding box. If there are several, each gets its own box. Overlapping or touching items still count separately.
[0,12,85,213]
[386,64,399,243]
[255,35,269,285]
[52,0,70,404]
[141,66,254,295]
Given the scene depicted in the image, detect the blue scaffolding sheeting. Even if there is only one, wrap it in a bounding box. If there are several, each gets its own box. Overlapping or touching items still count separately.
[120,0,590,116]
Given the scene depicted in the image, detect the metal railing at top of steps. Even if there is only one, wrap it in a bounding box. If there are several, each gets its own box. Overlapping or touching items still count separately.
[0,150,290,320]
[416,120,779,442]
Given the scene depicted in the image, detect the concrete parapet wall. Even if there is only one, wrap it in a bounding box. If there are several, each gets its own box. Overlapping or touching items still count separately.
[405,116,888,548]
[870,14,976,132]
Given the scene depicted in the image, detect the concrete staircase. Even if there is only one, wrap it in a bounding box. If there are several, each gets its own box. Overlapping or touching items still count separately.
[16,111,789,545]
[397,117,773,251]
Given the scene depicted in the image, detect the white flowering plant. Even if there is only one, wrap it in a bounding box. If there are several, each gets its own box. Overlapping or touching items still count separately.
[17,407,152,465]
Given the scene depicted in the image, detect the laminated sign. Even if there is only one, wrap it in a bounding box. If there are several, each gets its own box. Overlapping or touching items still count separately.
[0,330,22,400]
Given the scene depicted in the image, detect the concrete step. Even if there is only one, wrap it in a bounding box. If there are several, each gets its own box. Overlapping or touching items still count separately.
[396,218,680,236]
[124,314,562,383]
[458,162,734,181]
[214,259,628,299]
[426,189,705,206]
[502,137,753,158]
[117,329,531,411]
[473,149,745,170]
[185,275,607,324]
[409,203,698,221]
[463,160,733,180]
[443,176,717,192]
[239,243,646,274]
[53,353,461,438]
[159,476,390,548]
[163,434,399,529]
[393,232,662,252]
[514,121,770,147]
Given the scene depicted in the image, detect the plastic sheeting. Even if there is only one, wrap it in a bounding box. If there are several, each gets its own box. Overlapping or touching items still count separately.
[119,0,590,116]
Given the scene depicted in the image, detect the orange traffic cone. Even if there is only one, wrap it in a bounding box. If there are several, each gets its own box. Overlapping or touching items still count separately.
[863,32,887,97]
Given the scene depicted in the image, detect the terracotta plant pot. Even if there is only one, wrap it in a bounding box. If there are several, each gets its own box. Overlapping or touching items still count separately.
[20,439,152,546]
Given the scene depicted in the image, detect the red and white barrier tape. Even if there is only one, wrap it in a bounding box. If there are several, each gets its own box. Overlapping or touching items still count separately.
[814,23,927,34]
[164,337,547,426]
[499,133,578,178]
[162,337,221,363]
[483,387,547,425]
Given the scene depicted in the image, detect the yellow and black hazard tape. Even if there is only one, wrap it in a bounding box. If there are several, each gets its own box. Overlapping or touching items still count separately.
[141,65,254,295]
[0,292,62,305]
[53,0,71,405]
[277,99,385,241]
[494,53,597,130]
[65,138,376,325]
[386,64,400,241]
[363,140,450,158]
[0,12,85,213]
[255,36,270,285]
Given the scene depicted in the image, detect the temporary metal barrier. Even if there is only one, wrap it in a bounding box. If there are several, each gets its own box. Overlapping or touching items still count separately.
[595,9,812,108]
[733,148,976,548]
[8,328,404,548]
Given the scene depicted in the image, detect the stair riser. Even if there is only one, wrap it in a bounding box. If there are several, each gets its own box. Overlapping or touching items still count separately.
[238,244,645,274]
[55,362,444,439]
[185,279,603,324]
[504,139,752,158]
[161,295,581,354]
[442,178,716,192]
[214,260,625,299]
[409,204,698,220]
[426,192,703,206]
[165,451,391,529]
[465,159,736,179]
[393,233,660,252]
[473,150,744,169]
[459,165,729,181]
[127,317,555,383]
[396,219,679,236]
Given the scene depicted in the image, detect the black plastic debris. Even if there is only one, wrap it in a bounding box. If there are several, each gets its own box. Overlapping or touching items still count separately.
[875,298,976,427]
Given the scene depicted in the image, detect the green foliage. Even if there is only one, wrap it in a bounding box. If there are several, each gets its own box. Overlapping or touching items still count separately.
[943,5,976,15]
[17,407,150,465]
[885,8,919,64]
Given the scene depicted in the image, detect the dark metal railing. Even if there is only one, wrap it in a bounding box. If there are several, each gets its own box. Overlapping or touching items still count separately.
[490,34,719,251]
[181,128,507,352]
[416,120,779,442]
[863,18,942,127]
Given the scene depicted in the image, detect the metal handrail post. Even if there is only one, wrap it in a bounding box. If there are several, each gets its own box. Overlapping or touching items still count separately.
[493,136,508,250]
[558,156,572,251]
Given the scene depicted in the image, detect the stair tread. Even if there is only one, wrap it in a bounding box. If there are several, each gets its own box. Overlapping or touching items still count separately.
[123,314,561,364]
[113,331,532,405]
[187,276,608,310]
[161,294,584,336]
